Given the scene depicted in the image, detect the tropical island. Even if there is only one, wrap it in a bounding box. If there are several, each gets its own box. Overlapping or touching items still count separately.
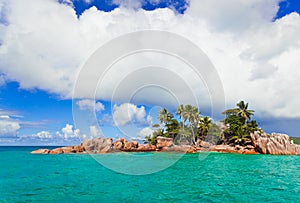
[32,101,300,155]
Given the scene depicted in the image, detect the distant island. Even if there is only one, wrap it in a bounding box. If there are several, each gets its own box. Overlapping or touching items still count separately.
[32,101,300,155]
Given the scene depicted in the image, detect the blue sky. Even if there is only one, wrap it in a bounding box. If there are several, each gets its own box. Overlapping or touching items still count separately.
[70,0,188,16]
[0,0,300,145]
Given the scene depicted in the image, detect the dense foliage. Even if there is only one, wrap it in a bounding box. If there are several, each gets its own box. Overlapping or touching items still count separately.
[290,137,300,145]
[145,101,260,147]
[222,101,259,146]
[145,105,222,145]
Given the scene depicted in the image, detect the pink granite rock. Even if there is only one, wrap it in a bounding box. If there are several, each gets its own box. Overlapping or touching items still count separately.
[156,136,173,148]
[250,132,300,155]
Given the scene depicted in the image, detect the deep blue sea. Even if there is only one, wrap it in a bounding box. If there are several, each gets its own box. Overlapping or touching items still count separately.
[0,146,299,202]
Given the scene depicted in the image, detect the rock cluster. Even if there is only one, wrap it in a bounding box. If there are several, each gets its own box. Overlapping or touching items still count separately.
[31,137,196,154]
[194,140,258,154]
[31,133,300,155]
[156,136,173,148]
[113,138,156,152]
[31,145,85,154]
[206,145,258,154]
[31,149,50,154]
[161,145,198,153]
[82,138,113,153]
[250,132,300,155]
[197,140,212,148]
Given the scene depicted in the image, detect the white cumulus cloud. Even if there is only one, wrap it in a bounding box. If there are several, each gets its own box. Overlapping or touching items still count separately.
[138,127,154,138]
[76,99,105,112]
[56,123,81,139]
[0,115,20,137]
[32,131,53,139]
[113,103,151,126]
[0,0,300,119]
[89,125,102,137]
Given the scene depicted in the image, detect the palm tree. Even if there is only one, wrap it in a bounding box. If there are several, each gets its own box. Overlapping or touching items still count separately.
[198,116,212,140]
[165,119,180,139]
[236,101,254,122]
[159,108,169,125]
[176,104,184,119]
[222,101,258,145]
[179,105,200,145]
[176,105,204,144]
[222,101,254,123]
[158,108,174,135]
[152,123,164,137]
[176,104,186,141]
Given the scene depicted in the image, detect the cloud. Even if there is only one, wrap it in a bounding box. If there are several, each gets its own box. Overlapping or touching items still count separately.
[89,125,102,137]
[0,74,7,86]
[57,123,81,139]
[0,0,300,119]
[187,0,280,32]
[19,123,101,144]
[57,124,102,140]
[98,114,112,125]
[0,115,9,119]
[0,115,20,137]
[113,103,150,126]
[112,0,143,9]
[60,0,73,7]
[31,131,52,139]
[17,123,84,145]
[0,109,20,117]
[138,127,154,138]
[76,99,105,112]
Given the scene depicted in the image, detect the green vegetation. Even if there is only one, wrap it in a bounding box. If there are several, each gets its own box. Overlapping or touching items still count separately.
[290,137,300,145]
[145,101,261,147]
[222,101,260,146]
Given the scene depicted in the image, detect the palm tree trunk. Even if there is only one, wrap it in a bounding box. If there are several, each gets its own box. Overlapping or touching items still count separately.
[191,126,196,145]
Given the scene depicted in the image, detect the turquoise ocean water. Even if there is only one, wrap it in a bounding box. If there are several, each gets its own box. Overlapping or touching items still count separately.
[0,146,299,202]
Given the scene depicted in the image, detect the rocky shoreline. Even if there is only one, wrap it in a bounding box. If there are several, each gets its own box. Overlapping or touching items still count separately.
[31,132,300,155]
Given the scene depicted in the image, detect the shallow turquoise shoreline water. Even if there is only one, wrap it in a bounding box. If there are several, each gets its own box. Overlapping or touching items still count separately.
[0,147,299,202]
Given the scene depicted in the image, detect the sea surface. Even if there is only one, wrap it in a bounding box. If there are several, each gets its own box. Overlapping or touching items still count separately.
[0,146,299,203]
